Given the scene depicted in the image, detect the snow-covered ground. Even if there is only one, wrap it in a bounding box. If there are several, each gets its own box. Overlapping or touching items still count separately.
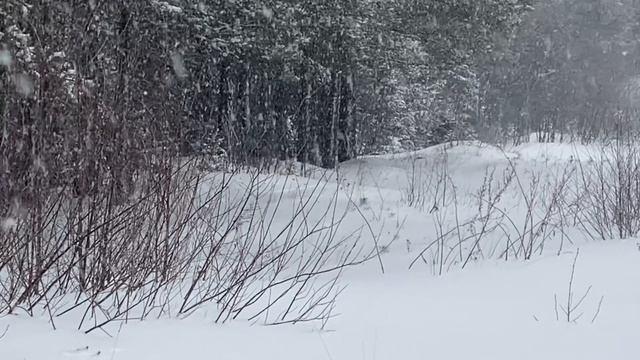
[3,141,640,360]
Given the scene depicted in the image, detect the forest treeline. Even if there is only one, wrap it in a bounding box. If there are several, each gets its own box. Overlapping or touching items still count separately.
[2,0,640,204]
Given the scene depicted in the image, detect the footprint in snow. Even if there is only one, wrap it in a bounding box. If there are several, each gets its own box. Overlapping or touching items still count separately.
[62,346,102,357]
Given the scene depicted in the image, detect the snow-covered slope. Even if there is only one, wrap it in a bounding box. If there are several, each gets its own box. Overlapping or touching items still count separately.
[2,141,639,360]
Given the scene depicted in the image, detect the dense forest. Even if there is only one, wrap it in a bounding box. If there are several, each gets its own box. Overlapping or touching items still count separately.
[0,1,527,171]
[2,0,640,219]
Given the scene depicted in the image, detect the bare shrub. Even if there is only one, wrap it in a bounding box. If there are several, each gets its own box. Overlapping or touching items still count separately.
[554,249,604,324]
[176,171,363,326]
[491,158,575,261]
[0,324,7,340]
[0,155,364,333]
[572,139,640,240]
[410,152,574,273]
[403,149,452,212]
[408,161,505,273]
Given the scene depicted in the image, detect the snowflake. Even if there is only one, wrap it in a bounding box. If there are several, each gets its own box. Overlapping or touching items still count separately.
[0,49,12,67]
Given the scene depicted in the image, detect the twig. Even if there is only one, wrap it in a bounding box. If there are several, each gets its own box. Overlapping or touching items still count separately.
[591,296,604,324]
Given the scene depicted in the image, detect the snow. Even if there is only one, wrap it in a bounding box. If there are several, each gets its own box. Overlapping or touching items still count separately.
[151,1,183,13]
[12,73,33,96]
[170,51,188,79]
[0,49,12,67]
[3,140,640,359]
[261,6,274,20]
[0,217,17,232]
[3,241,639,359]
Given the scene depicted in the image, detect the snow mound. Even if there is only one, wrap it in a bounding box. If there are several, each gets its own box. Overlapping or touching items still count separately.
[512,142,597,163]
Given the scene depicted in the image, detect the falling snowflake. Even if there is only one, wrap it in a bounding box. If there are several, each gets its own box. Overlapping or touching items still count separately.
[0,217,17,232]
[13,73,34,96]
[261,6,273,20]
[0,49,12,67]
[170,51,188,79]
[152,0,183,13]
[34,156,47,175]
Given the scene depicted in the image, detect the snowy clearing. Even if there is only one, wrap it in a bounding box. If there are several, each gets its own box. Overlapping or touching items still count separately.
[2,141,640,360]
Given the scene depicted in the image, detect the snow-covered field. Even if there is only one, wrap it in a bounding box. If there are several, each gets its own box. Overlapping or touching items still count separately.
[3,141,640,360]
